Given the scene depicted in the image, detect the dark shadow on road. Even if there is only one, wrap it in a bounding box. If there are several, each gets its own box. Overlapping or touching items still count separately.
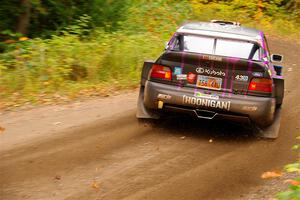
[141,114,262,143]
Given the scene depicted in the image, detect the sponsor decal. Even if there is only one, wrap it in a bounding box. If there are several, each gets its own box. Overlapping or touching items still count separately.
[174,67,182,75]
[203,55,222,61]
[235,75,249,82]
[183,95,231,111]
[187,72,197,84]
[176,74,187,80]
[158,100,164,109]
[157,93,171,100]
[252,72,263,77]
[242,105,258,112]
[196,67,205,73]
[194,91,219,100]
[196,67,226,77]
[268,69,272,76]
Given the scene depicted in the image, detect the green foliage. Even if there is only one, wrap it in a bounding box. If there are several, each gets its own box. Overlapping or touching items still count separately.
[90,0,132,31]
[189,0,300,37]
[0,0,132,38]
[63,14,93,37]
[122,0,191,36]
[277,137,300,200]
[277,190,300,200]
[0,0,299,38]
[28,0,96,37]
[0,25,163,106]
[0,0,21,33]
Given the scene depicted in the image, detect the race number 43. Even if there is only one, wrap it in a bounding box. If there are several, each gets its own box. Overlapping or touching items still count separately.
[235,75,248,82]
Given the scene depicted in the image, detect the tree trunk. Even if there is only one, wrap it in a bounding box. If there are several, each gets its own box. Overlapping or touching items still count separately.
[16,0,31,35]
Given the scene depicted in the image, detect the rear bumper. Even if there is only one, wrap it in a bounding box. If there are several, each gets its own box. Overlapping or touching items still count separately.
[144,81,276,126]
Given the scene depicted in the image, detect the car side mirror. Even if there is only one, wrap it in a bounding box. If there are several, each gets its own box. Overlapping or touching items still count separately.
[271,54,283,62]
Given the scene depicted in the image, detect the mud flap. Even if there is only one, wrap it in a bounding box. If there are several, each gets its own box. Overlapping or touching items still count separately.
[136,87,160,119]
[254,108,282,139]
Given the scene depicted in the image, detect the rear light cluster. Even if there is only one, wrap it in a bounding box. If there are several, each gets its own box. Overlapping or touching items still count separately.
[150,64,199,84]
[248,78,273,93]
[150,64,172,80]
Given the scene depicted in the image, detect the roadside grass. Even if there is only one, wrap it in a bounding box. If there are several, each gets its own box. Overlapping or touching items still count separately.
[0,30,164,109]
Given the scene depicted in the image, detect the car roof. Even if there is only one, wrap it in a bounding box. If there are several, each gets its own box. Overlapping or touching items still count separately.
[176,22,262,42]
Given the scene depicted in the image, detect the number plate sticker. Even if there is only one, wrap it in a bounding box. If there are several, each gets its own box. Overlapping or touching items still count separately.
[196,75,222,90]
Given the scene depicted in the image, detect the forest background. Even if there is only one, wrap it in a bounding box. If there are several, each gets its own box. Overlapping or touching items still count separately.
[0,0,299,108]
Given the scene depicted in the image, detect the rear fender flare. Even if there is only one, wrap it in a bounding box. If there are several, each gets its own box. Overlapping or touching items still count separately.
[140,60,155,86]
[136,86,160,119]
[273,77,284,106]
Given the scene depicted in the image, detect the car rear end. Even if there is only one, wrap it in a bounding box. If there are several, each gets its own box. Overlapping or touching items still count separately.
[140,25,277,127]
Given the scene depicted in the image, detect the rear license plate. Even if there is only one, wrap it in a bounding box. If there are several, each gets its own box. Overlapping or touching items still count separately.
[196,75,222,90]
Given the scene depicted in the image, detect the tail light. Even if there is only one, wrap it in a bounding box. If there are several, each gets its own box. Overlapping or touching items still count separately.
[248,78,273,93]
[150,64,172,80]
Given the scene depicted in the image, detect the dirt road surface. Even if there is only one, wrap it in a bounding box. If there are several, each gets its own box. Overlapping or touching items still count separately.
[0,39,300,200]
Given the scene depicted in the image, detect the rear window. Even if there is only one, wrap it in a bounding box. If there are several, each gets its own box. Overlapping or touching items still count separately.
[183,36,214,54]
[169,35,261,61]
[215,39,260,60]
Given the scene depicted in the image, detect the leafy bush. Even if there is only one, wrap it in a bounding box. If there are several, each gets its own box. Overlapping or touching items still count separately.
[189,0,300,37]
[277,140,300,200]
[0,24,164,106]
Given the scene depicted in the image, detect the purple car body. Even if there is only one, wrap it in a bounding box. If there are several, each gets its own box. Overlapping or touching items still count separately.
[137,21,284,127]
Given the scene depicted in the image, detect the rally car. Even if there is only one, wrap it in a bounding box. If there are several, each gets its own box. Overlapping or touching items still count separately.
[137,20,284,127]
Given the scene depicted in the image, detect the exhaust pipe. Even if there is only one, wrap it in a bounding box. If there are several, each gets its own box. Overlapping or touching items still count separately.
[194,109,217,119]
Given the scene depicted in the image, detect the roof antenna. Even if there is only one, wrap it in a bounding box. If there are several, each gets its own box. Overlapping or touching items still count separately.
[211,20,241,26]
